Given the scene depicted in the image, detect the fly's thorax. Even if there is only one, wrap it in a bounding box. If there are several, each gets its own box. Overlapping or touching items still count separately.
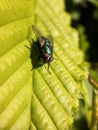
[44,42,52,54]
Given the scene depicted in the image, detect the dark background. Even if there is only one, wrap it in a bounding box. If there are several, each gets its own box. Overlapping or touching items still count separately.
[65,0,98,66]
[64,1,98,129]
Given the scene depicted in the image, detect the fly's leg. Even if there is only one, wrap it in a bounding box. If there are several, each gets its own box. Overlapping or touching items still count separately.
[44,62,51,74]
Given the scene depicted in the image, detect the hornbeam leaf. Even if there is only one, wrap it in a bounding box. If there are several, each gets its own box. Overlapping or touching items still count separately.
[0,0,89,130]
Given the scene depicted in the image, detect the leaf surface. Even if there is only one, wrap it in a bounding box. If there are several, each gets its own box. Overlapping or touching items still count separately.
[0,0,89,130]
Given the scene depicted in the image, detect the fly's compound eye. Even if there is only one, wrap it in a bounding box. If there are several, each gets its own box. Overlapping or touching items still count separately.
[43,54,53,62]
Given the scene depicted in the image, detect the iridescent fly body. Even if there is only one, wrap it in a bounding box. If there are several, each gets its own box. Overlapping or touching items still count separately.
[32,25,53,73]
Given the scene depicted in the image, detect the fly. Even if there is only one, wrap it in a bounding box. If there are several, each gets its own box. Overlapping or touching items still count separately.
[32,25,54,74]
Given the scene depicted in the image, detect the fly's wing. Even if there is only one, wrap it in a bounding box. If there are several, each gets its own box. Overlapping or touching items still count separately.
[32,25,46,47]
[32,25,42,39]
[47,35,54,50]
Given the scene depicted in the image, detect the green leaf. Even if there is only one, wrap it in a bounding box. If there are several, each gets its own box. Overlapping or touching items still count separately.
[0,0,34,129]
[0,0,89,130]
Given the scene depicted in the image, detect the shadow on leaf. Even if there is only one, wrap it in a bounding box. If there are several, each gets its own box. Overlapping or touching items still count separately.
[25,40,44,70]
